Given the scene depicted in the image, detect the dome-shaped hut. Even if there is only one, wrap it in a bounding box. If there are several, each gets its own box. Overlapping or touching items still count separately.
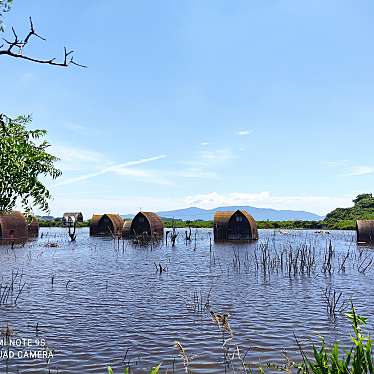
[129,212,164,239]
[89,214,124,237]
[356,220,374,244]
[0,211,28,245]
[214,210,258,242]
[28,217,39,238]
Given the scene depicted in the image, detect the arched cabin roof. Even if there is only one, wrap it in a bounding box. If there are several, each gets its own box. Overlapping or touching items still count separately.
[106,214,124,234]
[131,211,164,237]
[28,217,39,238]
[214,210,258,240]
[356,220,374,243]
[0,211,28,244]
[89,213,124,236]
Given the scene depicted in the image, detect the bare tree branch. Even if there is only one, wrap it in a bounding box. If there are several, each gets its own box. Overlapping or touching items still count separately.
[0,17,86,68]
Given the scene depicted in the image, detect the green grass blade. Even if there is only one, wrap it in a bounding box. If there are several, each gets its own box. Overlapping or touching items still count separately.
[148,363,161,374]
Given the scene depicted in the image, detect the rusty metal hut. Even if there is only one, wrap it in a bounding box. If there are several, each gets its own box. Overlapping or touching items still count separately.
[356,220,374,244]
[214,210,258,242]
[0,211,28,245]
[63,212,83,226]
[28,217,39,238]
[129,212,164,239]
[89,214,124,236]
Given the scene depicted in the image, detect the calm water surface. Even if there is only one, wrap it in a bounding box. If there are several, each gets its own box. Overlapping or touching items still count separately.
[0,228,373,373]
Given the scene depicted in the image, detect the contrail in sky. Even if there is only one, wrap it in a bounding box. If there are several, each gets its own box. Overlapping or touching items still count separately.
[55,155,167,186]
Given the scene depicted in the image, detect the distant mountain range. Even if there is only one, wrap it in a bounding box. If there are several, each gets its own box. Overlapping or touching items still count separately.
[123,206,323,221]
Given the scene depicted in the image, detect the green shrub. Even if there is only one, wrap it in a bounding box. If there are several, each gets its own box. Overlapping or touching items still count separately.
[297,303,373,373]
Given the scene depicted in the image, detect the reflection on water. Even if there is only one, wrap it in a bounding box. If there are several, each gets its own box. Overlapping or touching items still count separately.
[0,228,373,373]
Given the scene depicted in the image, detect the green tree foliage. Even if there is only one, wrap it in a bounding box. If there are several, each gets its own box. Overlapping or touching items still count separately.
[0,114,61,214]
[37,219,89,228]
[353,194,373,205]
[163,219,213,229]
[0,0,12,32]
[323,193,374,229]
[353,194,374,209]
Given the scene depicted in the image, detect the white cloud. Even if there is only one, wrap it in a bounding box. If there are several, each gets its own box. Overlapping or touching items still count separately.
[20,73,34,83]
[326,160,349,167]
[46,195,183,217]
[51,144,108,172]
[44,191,354,217]
[172,168,218,179]
[326,161,374,177]
[184,192,353,215]
[51,144,172,185]
[237,130,251,136]
[344,166,374,176]
[174,148,236,180]
[111,167,152,178]
[52,142,222,187]
[200,142,209,146]
[111,165,173,186]
[55,155,167,186]
[64,122,87,133]
[185,192,270,208]
[200,148,235,162]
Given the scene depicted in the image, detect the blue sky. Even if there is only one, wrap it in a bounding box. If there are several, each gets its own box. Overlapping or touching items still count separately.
[2,0,374,216]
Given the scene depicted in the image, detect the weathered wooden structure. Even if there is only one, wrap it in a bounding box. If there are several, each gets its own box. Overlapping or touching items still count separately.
[63,212,83,226]
[128,212,164,239]
[356,220,374,244]
[214,210,258,242]
[89,214,123,236]
[0,211,28,245]
[27,217,39,238]
[122,219,133,239]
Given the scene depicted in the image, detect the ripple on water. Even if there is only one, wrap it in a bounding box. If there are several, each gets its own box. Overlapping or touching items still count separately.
[0,228,373,373]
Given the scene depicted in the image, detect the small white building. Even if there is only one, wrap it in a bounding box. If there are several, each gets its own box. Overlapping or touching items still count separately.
[62,212,83,226]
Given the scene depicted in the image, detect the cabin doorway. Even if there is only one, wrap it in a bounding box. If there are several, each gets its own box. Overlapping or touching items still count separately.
[227,212,251,240]
[97,216,114,235]
[132,215,151,236]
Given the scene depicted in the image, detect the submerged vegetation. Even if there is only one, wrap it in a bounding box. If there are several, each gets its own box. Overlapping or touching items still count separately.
[108,365,160,374]
[107,304,373,373]
[101,233,373,373]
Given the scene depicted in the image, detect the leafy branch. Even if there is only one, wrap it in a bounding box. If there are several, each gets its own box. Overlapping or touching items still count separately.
[0,114,62,214]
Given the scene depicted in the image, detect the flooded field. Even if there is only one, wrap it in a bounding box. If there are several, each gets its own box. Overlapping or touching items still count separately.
[0,228,373,373]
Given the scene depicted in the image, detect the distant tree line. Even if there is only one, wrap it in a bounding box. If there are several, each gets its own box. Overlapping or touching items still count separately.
[36,194,373,230]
